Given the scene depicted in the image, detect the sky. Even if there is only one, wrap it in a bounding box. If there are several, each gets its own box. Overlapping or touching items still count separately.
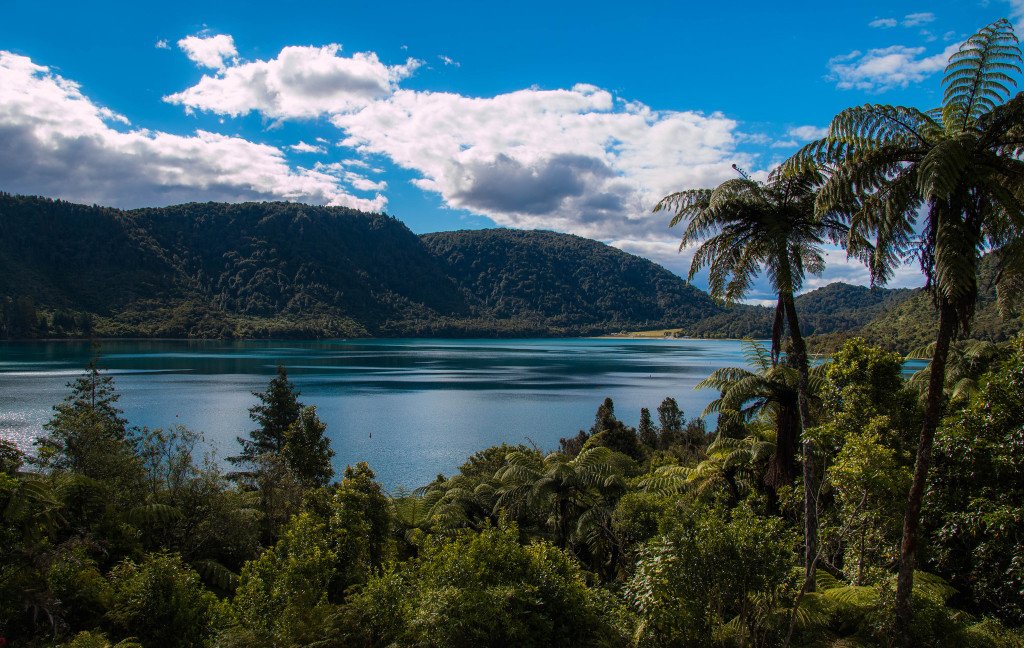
[0,0,1018,302]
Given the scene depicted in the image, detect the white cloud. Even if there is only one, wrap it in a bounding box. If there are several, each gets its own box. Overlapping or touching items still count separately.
[828,43,960,92]
[771,139,799,148]
[177,34,237,70]
[787,125,828,140]
[902,12,935,27]
[288,140,326,154]
[165,40,422,119]
[0,51,383,211]
[155,39,170,50]
[329,85,751,242]
[438,55,460,67]
[869,18,898,28]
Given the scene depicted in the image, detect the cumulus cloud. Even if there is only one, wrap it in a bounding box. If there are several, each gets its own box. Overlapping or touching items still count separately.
[165,41,422,118]
[0,51,384,211]
[438,55,460,67]
[869,18,898,28]
[288,140,326,154]
[177,34,237,70]
[828,43,960,92]
[155,39,170,49]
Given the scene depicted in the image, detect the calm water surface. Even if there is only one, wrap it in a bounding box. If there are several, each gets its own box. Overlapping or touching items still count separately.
[1,338,793,489]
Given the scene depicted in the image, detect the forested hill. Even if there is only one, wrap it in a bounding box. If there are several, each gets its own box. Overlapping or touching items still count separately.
[809,254,1022,353]
[0,194,721,338]
[422,229,721,332]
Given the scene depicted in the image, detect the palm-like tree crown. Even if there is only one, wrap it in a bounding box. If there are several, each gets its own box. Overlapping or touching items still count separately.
[495,446,630,547]
[696,340,824,487]
[655,166,847,305]
[789,18,1024,331]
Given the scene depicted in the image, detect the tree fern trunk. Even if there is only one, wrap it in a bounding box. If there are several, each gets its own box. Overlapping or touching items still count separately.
[894,298,955,640]
[783,292,816,592]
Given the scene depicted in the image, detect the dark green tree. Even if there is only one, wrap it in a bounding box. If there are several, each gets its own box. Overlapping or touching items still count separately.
[589,397,643,461]
[230,365,302,469]
[34,355,136,482]
[638,407,658,449]
[657,397,684,449]
[283,406,335,488]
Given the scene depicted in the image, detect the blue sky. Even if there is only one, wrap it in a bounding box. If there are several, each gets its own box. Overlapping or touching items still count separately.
[0,0,1017,301]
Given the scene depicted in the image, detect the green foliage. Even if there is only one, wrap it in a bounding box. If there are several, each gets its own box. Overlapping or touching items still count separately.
[226,512,338,645]
[106,552,219,648]
[926,338,1024,624]
[59,631,143,648]
[496,446,632,549]
[628,504,797,647]
[283,405,335,488]
[341,521,625,648]
[46,547,112,631]
[223,462,390,645]
[811,339,918,584]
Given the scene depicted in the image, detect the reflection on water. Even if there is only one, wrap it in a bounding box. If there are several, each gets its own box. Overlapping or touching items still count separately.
[2,338,759,488]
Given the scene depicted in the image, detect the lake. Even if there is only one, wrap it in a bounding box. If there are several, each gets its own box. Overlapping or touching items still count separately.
[0,338,917,490]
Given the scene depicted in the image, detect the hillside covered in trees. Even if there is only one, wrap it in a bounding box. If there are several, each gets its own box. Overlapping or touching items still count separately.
[0,193,725,339]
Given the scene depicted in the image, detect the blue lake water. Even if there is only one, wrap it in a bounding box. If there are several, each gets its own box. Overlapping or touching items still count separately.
[0,338,926,490]
[0,338,759,489]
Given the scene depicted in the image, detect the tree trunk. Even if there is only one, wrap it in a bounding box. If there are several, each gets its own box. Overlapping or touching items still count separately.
[557,494,569,549]
[894,299,956,641]
[783,292,816,592]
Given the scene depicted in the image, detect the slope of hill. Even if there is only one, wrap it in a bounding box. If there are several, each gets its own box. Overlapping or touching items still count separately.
[679,282,916,340]
[809,258,1022,353]
[0,194,721,338]
[421,229,721,333]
